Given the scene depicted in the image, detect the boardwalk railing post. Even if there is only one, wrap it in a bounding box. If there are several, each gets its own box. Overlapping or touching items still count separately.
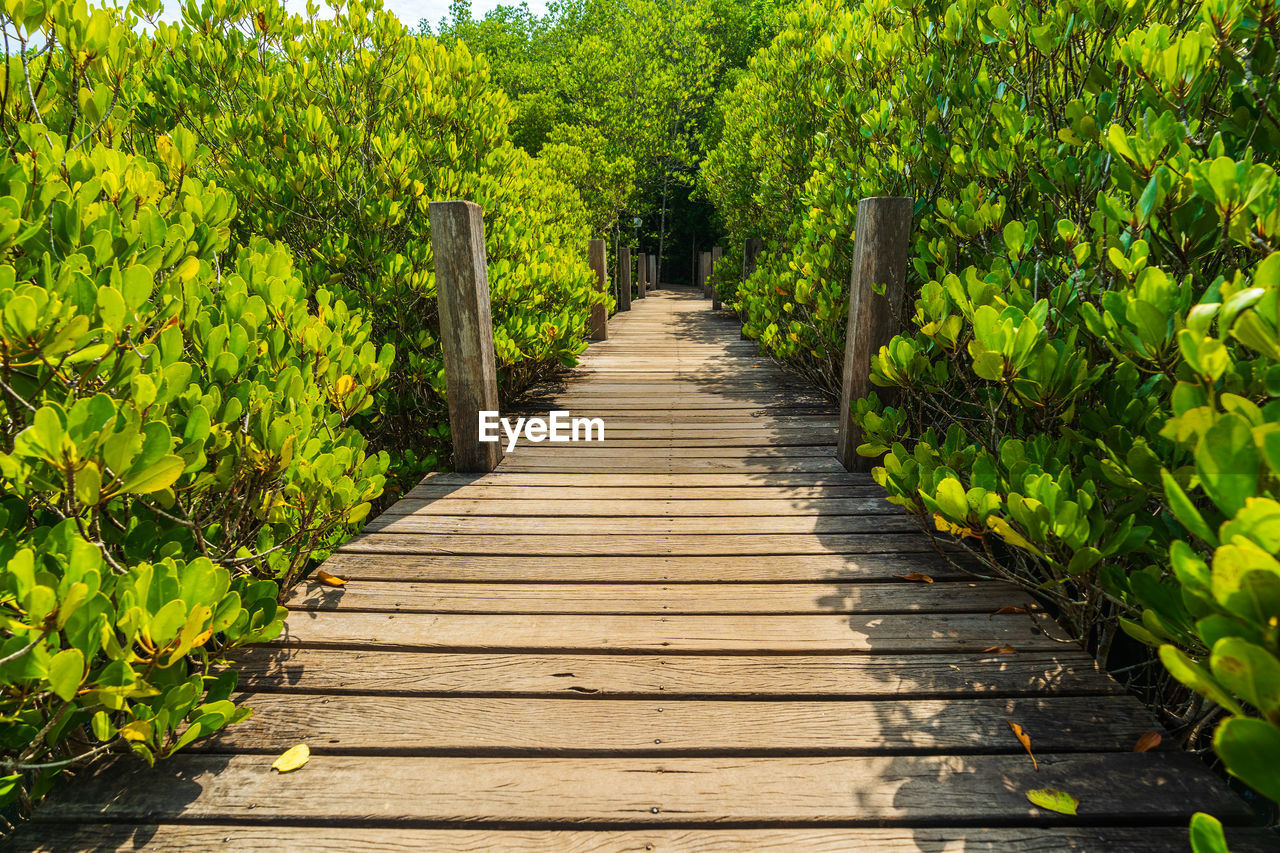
[837,196,913,472]
[637,252,647,299]
[744,238,763,279]
[428,200,503,473]
[589,238,608,340]
[711,245,723,310]
[619,246,632,311]
[700,250,711,299]
[649,255,657,291]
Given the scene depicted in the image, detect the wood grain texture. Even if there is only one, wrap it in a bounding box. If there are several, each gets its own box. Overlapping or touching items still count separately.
[16,825,1280,853]
[589,238,608,340]
[226,648,1124,697]
[33,753,1251,824]
[619,246,632,312]
[426,200,502,472]
[837,197,913,471]
[281,580,1032,614]
[268,611,1070,652]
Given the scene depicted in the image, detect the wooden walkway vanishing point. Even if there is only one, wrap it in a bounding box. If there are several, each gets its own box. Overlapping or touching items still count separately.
[18,287,1271,851]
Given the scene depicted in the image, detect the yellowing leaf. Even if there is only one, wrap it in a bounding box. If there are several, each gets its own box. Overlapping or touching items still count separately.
[120,720,153,742]
[1026,787,1078,815]
[1005,718,1038,770]
[894,572,934,583]
[993,605,1029,614]
[315,570,347,587]
[272,743,310,773]
[982,644,1018,654]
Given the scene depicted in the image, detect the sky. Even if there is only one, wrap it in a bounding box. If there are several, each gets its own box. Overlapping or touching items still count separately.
[157,1,550,30]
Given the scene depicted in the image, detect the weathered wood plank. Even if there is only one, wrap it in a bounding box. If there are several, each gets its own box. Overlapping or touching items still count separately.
[201,694,1161,754]
[317,552,970,582]
[384,497,891,516]
[361,515,918,536]
[268,611,1069,652]
[282,580,1031,614]
[400,487,886,502]
[33,753,1252,824]
[226,648,1123,697]
[338,532,935,556]
[17,825,1280,853]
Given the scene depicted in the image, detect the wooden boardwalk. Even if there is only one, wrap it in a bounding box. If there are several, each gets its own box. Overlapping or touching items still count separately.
[19,288,1268,851]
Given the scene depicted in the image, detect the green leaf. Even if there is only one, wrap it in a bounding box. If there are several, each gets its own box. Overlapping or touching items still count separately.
[117,455,185,494]
[1026,787,1078,815]
[1213,716,1280,802]
[48,648,85,702]
[1159,645,1244,715]
[1189,812,1230,853]
[1210,637,1280,717]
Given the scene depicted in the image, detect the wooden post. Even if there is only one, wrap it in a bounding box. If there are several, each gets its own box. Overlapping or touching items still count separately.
[428,200,503,473]
[589,239,608,341]
[711,245,723,310]
[619,246,632,311]
[636,252,647,299]
[741,238,763,339]
[699,251,712,299]
[837,197,913,472]
[648,255,657,291]
[744,238,763,279]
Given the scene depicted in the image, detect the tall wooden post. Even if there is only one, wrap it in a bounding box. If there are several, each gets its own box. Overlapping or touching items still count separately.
[699,251,712,299]
[619,246,632,311]
[711,245,723,310]
[589,239,608,341]
[636,252,647,298]
[744,238,763,279]
[648,255,657,291]
[428,200,502,473]
[837,197,913,472]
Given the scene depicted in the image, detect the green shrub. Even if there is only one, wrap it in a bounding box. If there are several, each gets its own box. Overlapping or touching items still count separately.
[0,0,392,807]
[133,0,600,485]
[703,0,1280,817]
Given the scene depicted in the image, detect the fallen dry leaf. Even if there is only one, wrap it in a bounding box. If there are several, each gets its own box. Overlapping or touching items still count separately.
[272,743,310,773]
[993,605,1029,615]
[894,573,935,583]
[315,570,347,587]
[1026,787,1078,815]
[1132,731,1162,752]
[1005,718,1038,770]
[982,644,1018,654]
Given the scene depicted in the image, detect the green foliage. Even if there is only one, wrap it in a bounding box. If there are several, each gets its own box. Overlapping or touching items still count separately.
[704,0,1280,817]
[128,0,599,485]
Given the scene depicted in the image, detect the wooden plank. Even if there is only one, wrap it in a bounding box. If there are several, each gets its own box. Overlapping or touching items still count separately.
[360,515,918,536]
[382,498,905,517]
[200,694,1161,754]
[401,486,886,501]
[317,552,969,582]
[33,753,1252,824]
[16,825,1280,853]
[282,580,1032,614]
[337,532,936,556]
[413,472,878,487]
[501,446,838,458]
[267,611,1069,652]
[496,459,848,473]
[227,648,1124,697]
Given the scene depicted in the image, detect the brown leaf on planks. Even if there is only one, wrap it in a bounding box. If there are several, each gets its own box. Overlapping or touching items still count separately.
[993,605,1028,614]
[982,644,1018,654]
[315,570,347,587]
[1005,718,1038,770]
[1133,731,1162,752]
[893,572,934,583]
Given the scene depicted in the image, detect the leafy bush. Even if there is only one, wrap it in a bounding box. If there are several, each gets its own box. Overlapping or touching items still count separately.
[0,0,398,808]
[131,0,599,484]
[703,0,1280,817]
